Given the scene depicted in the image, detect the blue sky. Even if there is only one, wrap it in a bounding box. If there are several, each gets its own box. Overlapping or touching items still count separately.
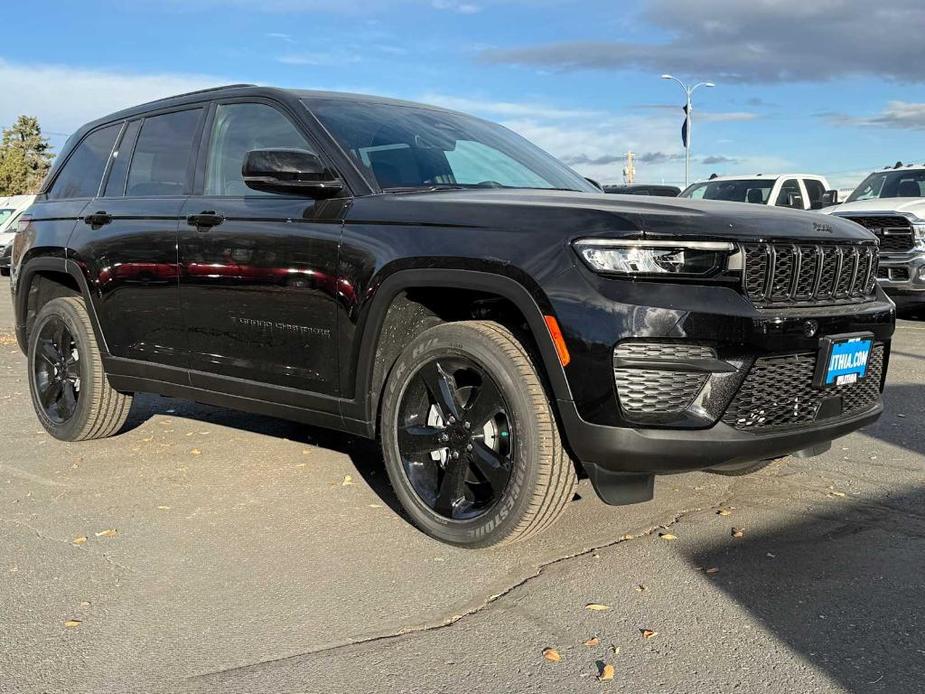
[2,0,924,188]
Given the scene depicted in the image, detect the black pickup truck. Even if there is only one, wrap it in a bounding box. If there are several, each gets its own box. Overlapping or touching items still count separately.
[10,85,894,547]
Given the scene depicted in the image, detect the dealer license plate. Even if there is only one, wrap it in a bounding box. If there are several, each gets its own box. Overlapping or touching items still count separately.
[815,334,874,388]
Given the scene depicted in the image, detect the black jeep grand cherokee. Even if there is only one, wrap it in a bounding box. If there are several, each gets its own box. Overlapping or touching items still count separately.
[11,85,893,547]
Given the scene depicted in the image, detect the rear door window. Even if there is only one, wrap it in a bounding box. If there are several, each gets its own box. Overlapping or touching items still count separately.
[47,123,122,200]
[126,109,203,197]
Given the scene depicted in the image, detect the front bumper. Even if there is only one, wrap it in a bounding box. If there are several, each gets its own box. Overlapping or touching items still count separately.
[878,251,925,307]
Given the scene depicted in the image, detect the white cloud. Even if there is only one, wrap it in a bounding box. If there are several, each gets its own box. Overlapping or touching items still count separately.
[432,0,482,13]
[419,93,604,120]
[0,59,226,145]
[826,101,925,131]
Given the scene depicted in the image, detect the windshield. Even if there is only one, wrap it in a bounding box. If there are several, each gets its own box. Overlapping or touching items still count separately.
[847,169,925,202]
[680,179,775,204]
[305,99,596,193]
[0,209,14,226]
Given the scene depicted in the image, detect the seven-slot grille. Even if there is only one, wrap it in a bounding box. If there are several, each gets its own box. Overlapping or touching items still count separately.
[744,243,878,307]
[838,215,914,253]
[722,345,884,431]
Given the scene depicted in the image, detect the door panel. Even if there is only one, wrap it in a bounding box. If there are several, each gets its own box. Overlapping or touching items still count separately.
[179,196,343,394]
[68,197,187,367]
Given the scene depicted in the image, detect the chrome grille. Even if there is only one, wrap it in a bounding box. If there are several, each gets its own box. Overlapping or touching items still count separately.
[743,243,878,307]
[839,215,914,253]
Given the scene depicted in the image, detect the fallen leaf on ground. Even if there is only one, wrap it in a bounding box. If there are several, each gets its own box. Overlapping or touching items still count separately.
[342,475,354,486]
[717,508,732,516]
[64,620,81,628]
[157,505,171,511]
[731,528,745,538]
[585,603,610,611]
[190,449,202,456]
[610,645,621,655]
[621,533,634,540]
[542,647,561,662]
[641,629,657,639]
[635,584,647,592]
[583,637,600,647]
[829,490,846,497]
[94,529,117,538]
[79,601,90,607]
[598,663,615,681]
[659,532,677,541]
[72,536,87,545]
[705,567,720,575]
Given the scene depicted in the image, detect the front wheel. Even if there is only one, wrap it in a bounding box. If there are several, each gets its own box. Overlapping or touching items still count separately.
[380,321,577,548]
[28,297,133,441]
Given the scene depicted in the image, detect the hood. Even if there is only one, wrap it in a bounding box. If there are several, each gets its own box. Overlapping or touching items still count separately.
[347,189,876,242]
[825,197,925,219]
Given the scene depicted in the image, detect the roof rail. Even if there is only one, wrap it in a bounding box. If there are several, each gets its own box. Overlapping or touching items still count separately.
[140,83,257,106]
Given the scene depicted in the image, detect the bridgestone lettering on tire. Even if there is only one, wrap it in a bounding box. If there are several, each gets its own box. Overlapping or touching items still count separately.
[380,320,577,548]
[28,297,133,442]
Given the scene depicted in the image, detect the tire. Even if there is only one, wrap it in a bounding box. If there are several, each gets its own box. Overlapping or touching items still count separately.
[27,296,133,441]
[380,320,577,548]
[709,458,782,477]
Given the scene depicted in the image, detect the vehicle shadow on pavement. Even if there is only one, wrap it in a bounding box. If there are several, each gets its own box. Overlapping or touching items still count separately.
[683,485,925,693]
[121,392,405,514]
[862,384,925,456]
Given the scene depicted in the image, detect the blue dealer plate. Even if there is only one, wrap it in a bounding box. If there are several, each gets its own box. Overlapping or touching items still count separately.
[819,334,873,387]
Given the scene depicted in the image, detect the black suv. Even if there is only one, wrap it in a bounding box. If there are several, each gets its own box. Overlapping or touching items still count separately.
[10,85,894,547]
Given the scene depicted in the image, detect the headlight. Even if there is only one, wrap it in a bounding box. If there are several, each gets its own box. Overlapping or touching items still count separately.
[573,238,736,277]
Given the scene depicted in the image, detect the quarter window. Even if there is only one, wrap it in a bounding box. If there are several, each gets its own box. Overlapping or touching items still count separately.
[47,123,121,200]
[103,120,141,197]
[126,109,203,197]
[803,179,826,210]
[205,103,314,196]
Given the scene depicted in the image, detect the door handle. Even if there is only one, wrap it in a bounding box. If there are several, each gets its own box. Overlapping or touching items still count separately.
[186,211,224,230]
[84,211,112,228]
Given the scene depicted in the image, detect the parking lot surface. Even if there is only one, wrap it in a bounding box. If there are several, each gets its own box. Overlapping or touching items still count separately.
[1,276,923,693]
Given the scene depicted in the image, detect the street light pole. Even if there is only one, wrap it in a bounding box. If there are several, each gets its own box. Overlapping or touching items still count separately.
[661,75,715,188]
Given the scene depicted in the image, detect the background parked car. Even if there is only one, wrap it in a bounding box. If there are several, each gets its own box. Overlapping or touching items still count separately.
[0,195,36,276]
[680,174,833,210]
[602,184,681,197]
[824,163,925,310]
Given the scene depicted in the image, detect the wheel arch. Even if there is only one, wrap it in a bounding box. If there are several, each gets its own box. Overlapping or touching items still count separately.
[14,256,108,357]
[350,268,573,433]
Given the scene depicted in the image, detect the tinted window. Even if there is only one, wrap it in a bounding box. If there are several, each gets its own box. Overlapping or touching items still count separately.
[48,124,121,199]
[681,179,773,203]
[127,109,202,197]
[205,103,313,196]
[775,179,801,207]
[307,99,595,193]
[103,120,141,197]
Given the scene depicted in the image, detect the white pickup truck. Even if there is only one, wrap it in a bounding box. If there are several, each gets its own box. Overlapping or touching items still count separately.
[824,165,925,310]
[679,173,835,210]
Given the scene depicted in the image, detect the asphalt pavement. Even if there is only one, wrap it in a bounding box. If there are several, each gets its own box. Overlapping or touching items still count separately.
[0,276,922,694]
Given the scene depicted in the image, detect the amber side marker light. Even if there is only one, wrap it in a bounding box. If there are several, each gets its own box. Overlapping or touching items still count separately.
[543,315,571,367]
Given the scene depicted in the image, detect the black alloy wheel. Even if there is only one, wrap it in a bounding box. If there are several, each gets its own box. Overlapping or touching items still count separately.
[28,297,133,441]
[33,317,81,424]
[381,321,577,547]
[397,357,514,521]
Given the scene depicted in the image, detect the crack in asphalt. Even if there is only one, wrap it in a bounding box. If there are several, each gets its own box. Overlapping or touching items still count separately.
[0,517,137,573]
[187,501,723,683]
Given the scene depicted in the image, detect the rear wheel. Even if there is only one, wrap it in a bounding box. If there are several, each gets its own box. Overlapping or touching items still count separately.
[28,297,133,441]
[381,321,576,548]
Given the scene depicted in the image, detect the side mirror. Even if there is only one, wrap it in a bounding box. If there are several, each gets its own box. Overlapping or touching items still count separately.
[787,192,805,209]
[242,148,344,198]
[821,189,839,207]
